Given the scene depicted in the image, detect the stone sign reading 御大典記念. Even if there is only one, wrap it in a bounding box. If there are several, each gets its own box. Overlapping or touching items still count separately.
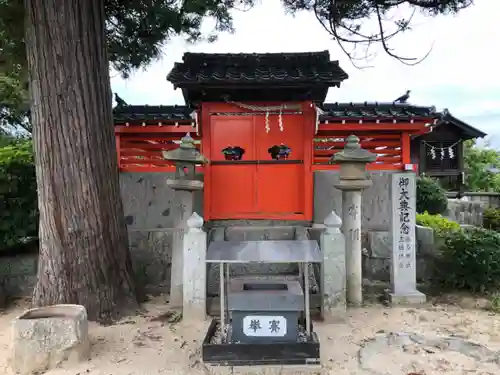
[388,173,426,305]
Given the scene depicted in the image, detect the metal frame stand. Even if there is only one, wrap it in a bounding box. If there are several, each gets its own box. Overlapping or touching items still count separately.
[218,260,313,340]
[202,240,322,366]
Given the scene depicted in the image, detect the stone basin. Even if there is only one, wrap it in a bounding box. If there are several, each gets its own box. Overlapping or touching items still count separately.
[11,304,90,375]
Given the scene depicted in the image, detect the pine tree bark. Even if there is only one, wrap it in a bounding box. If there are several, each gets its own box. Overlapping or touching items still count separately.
[25,0,139,322]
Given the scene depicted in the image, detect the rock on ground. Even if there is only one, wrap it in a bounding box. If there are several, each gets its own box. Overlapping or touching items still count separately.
[10,304,89,375]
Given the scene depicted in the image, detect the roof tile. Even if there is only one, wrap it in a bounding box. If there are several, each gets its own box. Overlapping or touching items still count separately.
[113,105,192,123]
[113,102,440,123]
[167,51,348,87]
[320,102,437,121]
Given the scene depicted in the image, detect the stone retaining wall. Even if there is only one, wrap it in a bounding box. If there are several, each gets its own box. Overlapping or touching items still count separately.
[362,226,437,282]
[2,226,442,300]
[447,192,500,209]
[0,230,176,301]
[444,199,484,226]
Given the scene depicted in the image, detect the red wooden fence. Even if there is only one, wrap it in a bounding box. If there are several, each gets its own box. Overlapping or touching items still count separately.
[116,126,419,172]
[313,133,409,171]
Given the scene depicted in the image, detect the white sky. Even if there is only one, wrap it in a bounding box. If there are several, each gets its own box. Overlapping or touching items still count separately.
[111,0,500,148]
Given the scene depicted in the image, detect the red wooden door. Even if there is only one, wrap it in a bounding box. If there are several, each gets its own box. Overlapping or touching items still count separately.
[209,116,257,217]
[207,112,310,220]
[254,114,305,216]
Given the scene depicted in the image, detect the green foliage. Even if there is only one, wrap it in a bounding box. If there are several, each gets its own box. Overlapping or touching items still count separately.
[416,176,448,215]
[0,139,38,250]
[0,0,475,121]
[463,139,500,193]
[416,212,461,237]
[484,208,500,232]
[490,292,500,313]
[0,67,30,133]
[0,0,474,80]
[434,228,500,293]
[104,0,256,77]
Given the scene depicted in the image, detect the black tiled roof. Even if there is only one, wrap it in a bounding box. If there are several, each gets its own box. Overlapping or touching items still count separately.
[320,102,438,121]
[437,110,487,139]
[113,105,192,123]
[167,51,349,87]
[113,102,443,124]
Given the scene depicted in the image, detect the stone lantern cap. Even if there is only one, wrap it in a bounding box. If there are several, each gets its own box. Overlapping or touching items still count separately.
[162,133,208,164]
[332,135,377,164]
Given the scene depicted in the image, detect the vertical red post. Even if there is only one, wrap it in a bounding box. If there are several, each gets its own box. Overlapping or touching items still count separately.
[201,104,212,220]
[401,132,411,165]
[303,101,315,221]
[115,134,121,171]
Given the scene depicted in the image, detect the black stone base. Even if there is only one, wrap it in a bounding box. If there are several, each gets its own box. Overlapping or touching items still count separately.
[202,319,321,366]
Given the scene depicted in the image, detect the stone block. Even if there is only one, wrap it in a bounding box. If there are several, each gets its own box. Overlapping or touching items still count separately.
[119,172,204,230]
[313,171,395,232]
[387,290,426,305]
[415,225,435,256]
[362,256,390,281]
[224,227,296,241]
[11,304,90,375]
[129,230,173,295]
[0,254,38,298]
[227,364,322,375]
[368,231,391,258]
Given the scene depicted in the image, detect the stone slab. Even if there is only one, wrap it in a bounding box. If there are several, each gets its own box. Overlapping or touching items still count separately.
[224,226,296,241]
[206,240,322,263]
[368,231,391,258]
[212,364,322,375]
[386,290,427,305]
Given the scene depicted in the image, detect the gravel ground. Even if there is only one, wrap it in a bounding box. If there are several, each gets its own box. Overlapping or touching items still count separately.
[0,294,499,375]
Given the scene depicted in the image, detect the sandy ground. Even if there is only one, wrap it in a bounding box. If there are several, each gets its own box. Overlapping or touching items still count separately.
[1,295,500,375]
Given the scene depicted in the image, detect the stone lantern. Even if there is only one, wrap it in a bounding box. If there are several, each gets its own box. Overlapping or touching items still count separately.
[333,135,376,190]
[162,133,208,308]
[331,135,376,306]
[162,133,207,191]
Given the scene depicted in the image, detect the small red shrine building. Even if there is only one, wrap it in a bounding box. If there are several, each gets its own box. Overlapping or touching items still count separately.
[114,51,439,222]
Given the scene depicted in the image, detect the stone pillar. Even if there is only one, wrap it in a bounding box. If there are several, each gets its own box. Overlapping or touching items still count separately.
[320,211,346,322]
[388,172,426,305]
[331,135,376,307]
[342,190,363,305]
[182,212,207,320]
[170,190,194,308]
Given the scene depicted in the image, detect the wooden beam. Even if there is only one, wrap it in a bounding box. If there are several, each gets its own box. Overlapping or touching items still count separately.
[115,125,195,133]
[312,164,403,171]
[318,123,429,133]
[314,149,401,157]
[314,141,401,148]
[119,166,177,172]
[120,143,200,150]
[314,133,401,139]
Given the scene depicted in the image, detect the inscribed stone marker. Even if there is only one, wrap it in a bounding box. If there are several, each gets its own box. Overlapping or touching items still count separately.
[388,172,426,304]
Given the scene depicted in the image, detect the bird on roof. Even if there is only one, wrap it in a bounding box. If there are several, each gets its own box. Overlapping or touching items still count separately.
[393,90,411,104]
[114,93,128,107]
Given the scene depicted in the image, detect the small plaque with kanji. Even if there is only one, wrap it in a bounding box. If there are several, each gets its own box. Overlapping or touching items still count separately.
[242,315,287,337]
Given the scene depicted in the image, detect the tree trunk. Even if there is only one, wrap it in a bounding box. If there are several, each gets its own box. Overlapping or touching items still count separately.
[25,0,139,322]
